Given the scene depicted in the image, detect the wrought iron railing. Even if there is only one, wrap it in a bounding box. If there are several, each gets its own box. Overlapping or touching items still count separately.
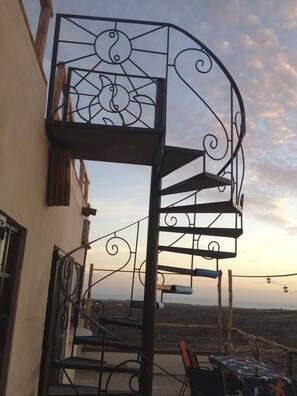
[53,244,189,395]
[47,14,245,204]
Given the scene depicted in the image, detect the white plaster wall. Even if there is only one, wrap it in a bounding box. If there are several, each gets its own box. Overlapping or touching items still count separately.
[0,1,88,395]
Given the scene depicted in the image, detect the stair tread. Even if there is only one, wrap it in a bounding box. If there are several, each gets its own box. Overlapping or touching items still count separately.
[159,200,242,214]
[48,384,99,395]
[158,265,219,278]
[159,146,204,177]
[74,335,139,350]
[158,245,236,259]
[158,265,194,276]
[131,300,164,310]
[49,384,138,395]
[156,284,193,294]
[161,172,232,195]
[101,315,143,329]
[54,356,140,373]
[159,226,243,238]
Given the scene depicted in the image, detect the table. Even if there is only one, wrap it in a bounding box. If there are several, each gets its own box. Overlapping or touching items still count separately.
[209,355,297,396]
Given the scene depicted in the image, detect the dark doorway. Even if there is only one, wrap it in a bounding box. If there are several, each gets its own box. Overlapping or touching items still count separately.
[0,216,21,385]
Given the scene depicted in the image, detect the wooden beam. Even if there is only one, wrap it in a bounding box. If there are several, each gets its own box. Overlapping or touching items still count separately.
[52,63,66,120]
[39,0,53,16]
[227,269,233,355]
[46,147,71,206]
[86,264,94,318]
[217,270,222,353]
[35,1,53,64]
[156,284,172,291]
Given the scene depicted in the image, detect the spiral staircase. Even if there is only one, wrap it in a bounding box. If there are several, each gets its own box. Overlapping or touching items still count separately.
[42,14,246,396]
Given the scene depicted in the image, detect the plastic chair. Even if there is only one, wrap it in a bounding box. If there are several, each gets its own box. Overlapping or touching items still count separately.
[178,341,211,395]
[178,340,191,396]
[188,368,227,396]
[187,348,200,369]
[178,340,191,370]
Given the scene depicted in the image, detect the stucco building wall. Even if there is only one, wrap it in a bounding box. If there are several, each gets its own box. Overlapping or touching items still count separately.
[0,1,88,395]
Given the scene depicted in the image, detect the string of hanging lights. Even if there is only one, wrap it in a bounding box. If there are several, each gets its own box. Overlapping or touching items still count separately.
[232,273,297,294]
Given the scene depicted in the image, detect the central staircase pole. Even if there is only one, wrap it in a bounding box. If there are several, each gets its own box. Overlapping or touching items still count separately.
[139,161,161,396]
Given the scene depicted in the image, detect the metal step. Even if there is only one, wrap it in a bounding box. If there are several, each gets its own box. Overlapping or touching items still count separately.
[73,335,139,350]
[160,172,232,195]
[159,226,243,238]
[48,384,100,395]
[54,356,140,373]
[156,284,193,294]
[159,200,242,214]
[131,300,165,310]
[101,315,143,329]
[48,384,138,395]
[159,145,204,177]
[46,120,163,165]
[158,245,236,259]
[158,265,219,279]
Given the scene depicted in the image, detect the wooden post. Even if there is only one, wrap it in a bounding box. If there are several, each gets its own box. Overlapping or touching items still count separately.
[46,147,71,206]
[287,352,294,377]
[227,270,233,355]
[52,62,66,120]
[79,161,85,190]
[83,178,90,205]
[255,339,260,360]
[86,264,94,317]
[35,0,53,64]
[67,96,75,122]
[217,270,222,353]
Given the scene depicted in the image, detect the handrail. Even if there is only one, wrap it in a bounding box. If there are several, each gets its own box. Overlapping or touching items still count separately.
[231,327,297,377]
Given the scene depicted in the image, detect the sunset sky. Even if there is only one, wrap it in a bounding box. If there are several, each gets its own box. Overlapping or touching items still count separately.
[24,0,297,309]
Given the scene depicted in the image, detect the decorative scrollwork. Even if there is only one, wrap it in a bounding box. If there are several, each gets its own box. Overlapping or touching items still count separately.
[208,240,220,252]
[105,359,151,394]
[218,170,234,193]
[94,29,133,65]
[174,48,213,75]
[174,48,229,162]
[164,211,191,228]
[106,235,132,263]
[138,260,146,286]
[93,299,105,317]
[234,110,246,138]
[62,257,72,283]
[203,131,229,161]
[196,234,221,261]
[56,300,69,332]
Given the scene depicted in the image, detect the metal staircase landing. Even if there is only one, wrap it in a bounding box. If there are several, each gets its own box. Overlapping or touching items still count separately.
[46,120,164,165]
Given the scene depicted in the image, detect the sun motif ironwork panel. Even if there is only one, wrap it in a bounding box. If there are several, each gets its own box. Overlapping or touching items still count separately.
[62,68,162,127]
